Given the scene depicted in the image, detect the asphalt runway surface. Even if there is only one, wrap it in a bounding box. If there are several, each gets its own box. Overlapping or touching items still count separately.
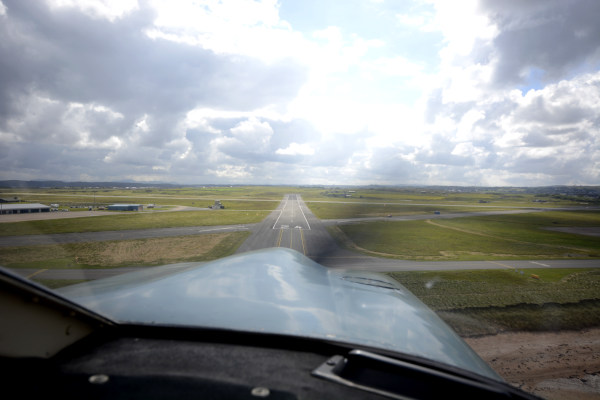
[236,194,329,257]
[6,194,600,280]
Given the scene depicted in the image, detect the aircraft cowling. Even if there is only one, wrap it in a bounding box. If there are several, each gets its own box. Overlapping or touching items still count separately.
[59,247,499,380]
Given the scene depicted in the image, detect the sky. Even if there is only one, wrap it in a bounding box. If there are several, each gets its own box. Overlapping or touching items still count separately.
[0,0,599,186]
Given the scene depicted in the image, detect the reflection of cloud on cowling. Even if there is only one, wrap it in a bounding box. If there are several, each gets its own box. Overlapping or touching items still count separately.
[181,256,338,334]
[266,264,299,302]
[425,277,441,290]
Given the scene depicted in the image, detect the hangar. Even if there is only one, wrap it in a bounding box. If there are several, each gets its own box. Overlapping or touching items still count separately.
[107,204,144,211]
[0,203,51,215]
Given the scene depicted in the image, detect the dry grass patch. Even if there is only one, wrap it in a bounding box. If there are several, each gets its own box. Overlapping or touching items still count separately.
[85,235,229,265]
[0,232,249,269]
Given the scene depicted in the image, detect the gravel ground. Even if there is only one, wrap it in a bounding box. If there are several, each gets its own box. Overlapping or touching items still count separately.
[465,328,600,399]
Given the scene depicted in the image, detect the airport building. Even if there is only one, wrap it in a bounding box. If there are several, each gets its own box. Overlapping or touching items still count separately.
[107,204,144,211]
[0,203,51,215]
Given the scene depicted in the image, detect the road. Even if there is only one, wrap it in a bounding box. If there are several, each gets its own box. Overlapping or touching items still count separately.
[6,193,600,280]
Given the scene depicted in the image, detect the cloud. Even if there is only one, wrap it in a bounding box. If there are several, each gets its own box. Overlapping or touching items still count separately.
[47,0,139,21]
[0,0,598,185]
[276,143,315,156]
[212,117,274,160]
[0,0,307,183]
[479,0,600,86]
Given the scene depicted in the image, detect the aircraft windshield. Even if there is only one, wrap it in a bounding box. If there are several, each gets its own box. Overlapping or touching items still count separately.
[1,1,599,398]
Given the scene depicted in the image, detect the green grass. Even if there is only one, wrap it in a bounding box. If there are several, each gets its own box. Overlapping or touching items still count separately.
[215,200,279,210]
[389,268,600,335]
[5,195,282,209]
[6,185,595,211]
[301,187,593,207]
[333,211,600,260]
[1,186,299,203]
[0,210,269,236]
[437,301,600,336]
[306,202,508,220]
[390,268,599,308]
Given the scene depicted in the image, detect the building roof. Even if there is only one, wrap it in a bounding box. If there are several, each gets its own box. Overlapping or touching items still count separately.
[0,203,50,210]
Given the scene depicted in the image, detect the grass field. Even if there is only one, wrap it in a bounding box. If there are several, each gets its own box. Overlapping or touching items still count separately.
[4,185,595,209]
[0,186,293,211]
[306,202,509,219]
[332,211,600,260]
[0,210,269,236]
[389,268,600,336]
[0,186,300,204]
[301,187,596,207]
[1,194,281,210]
[1,231,250,269]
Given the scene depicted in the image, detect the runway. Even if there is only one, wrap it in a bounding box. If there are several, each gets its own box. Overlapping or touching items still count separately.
[235,193,341,259]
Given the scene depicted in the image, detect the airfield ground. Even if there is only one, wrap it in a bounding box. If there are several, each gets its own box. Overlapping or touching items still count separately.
[1,186,599,399]
[466,328,600,399]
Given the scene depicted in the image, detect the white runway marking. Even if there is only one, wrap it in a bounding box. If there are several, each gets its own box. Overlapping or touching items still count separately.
[297,199,311,230]
[272,195,311,230]
[529,261,550,267]
[272,198,288,229]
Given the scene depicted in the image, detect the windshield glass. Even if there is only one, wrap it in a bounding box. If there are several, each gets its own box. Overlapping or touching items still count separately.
[1,1,599,398]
